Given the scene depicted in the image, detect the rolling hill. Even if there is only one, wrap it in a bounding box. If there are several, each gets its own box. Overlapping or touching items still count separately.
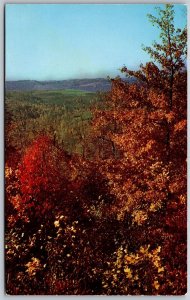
[5,78,112,92]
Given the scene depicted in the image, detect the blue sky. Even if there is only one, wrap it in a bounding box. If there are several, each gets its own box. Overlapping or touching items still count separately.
[5,4,187,81]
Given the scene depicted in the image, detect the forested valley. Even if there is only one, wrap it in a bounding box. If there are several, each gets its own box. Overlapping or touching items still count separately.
[5,5,187,295]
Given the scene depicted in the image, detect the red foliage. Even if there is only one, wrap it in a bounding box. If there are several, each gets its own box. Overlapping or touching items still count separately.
[18,135,69,217]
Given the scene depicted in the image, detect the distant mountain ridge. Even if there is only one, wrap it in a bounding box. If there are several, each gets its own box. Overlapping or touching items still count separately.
[5,77,136,92]
[5,78,112,92]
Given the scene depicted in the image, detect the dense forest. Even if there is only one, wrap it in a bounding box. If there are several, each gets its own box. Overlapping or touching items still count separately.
[5,5,187,295]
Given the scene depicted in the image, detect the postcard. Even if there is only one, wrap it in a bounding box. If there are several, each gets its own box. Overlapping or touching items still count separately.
[5,3,187,295]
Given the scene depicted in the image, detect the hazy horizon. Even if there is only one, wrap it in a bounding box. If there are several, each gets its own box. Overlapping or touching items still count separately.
[6,76,119,82]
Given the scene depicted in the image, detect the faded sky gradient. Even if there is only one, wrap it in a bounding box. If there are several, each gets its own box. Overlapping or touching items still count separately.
[5,4,187,80]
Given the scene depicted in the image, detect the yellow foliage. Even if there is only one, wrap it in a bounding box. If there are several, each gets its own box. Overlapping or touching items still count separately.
[153,280,160,290]
[132,210,148,225]
[103,244,164,293]
[25,257,41,276]
[5,165,13,178]
[124,267,133,279]
[158,267,164,273]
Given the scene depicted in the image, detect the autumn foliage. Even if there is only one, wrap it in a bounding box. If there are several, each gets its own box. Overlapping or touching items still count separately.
[5,5,186,295]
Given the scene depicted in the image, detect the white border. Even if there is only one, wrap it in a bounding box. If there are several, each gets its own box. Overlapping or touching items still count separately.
[1,1,189,299]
